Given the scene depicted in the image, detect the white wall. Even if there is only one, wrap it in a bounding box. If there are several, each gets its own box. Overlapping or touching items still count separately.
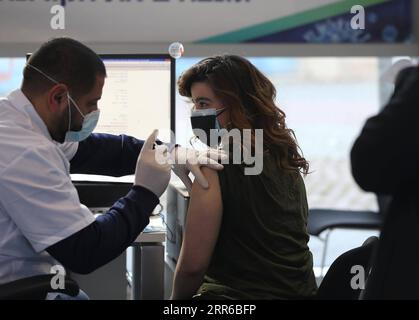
[0,0,418,57]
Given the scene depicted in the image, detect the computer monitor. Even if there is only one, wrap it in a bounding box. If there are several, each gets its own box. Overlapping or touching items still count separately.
[95,54,175,142]
[70,54,175,184]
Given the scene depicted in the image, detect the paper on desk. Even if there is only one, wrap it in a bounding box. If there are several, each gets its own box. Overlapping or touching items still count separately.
[143,215,165,233]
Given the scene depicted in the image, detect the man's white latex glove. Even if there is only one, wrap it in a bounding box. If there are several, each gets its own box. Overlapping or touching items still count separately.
[135,130,171,198]
[170,146,228,193]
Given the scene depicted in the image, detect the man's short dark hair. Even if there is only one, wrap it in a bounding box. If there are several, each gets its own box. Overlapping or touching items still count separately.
[22,37,106,98]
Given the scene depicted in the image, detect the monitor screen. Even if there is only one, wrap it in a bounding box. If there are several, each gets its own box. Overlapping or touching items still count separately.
[71,54,175,183]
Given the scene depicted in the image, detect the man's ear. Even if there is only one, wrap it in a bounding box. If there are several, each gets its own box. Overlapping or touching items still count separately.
[47,84,68,113]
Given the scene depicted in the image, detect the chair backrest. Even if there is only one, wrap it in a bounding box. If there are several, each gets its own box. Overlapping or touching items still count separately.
[376,194,392,216]
[316,236,379,300]
[0,274,79,300]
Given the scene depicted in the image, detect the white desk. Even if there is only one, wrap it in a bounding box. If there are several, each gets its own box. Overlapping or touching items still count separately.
[130,215,166,300]
[73,213,166,300]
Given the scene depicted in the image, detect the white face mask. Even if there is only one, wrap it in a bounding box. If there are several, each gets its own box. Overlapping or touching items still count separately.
[26,63,100,142]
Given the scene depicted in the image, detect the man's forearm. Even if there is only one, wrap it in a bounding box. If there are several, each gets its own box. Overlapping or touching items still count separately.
[46,186,159,274]
[70,133,170,177]
[70,133,144,176]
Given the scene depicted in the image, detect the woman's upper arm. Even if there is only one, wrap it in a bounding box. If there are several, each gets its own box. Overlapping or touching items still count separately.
[176,166,223,274]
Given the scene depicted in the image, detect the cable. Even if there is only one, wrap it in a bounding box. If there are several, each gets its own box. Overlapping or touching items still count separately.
[156,206,176,242]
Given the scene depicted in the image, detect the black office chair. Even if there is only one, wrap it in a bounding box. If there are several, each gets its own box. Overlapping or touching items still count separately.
[316,236,379,300]
[308,207,383,278]
[0,274,80,300]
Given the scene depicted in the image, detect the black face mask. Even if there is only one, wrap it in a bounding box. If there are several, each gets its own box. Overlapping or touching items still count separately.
[190,108,226,147]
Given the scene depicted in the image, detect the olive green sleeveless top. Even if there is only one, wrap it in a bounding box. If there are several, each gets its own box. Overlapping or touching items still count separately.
[197,152,317,299]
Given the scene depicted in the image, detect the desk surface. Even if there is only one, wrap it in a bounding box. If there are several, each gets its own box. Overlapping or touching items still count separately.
[136,230,165,243]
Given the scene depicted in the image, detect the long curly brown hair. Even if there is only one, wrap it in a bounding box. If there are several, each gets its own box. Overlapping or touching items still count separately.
[178,55,309,175]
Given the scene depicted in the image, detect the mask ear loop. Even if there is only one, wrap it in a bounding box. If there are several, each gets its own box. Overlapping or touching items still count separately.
[67,94,86,118]
[67,94,72,134]
[26,63,58,85]
[26,63,78,136]
[66,93,88,138]
[216,107,227,117]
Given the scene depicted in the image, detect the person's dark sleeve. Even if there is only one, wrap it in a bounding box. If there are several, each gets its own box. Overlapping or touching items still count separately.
[350,66,419,194]
[69,133,144,177]
[46,185,159,274]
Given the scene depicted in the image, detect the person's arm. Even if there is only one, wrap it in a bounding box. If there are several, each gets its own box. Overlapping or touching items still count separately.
[48,130,169,274]
[170,167,223,300]
[46,185,159,274]
[70,133,145,176]
[351,66,419,194]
